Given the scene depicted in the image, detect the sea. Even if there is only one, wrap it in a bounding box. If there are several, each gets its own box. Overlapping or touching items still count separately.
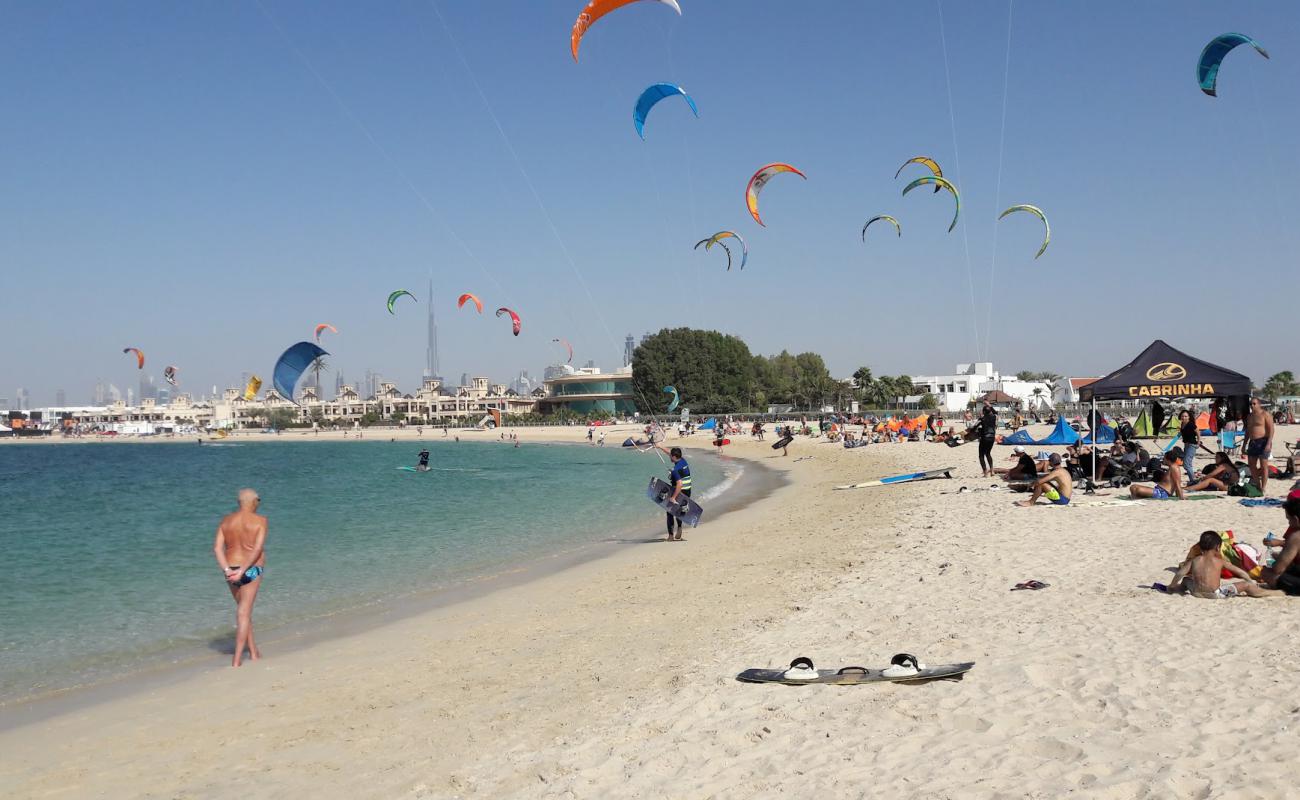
[0,437,740,704]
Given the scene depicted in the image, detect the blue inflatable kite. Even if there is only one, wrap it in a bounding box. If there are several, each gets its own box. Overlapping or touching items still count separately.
[273,341,328,404]
[1198,33,1269,97]
[633,83,699,140]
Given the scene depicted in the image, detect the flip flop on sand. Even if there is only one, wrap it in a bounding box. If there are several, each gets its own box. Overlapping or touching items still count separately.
[1011,580,1050,591]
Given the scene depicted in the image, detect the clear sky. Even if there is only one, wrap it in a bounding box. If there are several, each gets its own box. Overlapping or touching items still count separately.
[2,1,1296,405]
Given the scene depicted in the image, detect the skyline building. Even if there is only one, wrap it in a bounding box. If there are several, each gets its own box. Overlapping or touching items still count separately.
[425,276,441,381]
[93,380,106,405]
[0,395,9,411]
[15,387,31,410]
[624,334,635,367]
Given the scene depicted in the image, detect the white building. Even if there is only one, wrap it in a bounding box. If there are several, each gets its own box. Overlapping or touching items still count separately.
[909,363,1055,413]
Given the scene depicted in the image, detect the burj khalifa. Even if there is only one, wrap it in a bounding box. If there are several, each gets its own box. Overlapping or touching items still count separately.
[424,277,441,381]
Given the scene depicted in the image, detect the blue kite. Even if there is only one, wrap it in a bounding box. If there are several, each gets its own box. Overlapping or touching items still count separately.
[1198,33,1269,97]
[273,341,328,404]
[633,83,699,140]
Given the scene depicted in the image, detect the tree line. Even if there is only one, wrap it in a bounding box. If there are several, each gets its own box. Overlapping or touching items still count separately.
[630,328,926,414]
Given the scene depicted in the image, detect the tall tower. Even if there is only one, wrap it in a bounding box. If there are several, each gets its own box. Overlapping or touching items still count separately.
[624,334,635,367]
[425,276,441,380]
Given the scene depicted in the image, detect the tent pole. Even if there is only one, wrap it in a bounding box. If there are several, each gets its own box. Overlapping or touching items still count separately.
[1091,397,1097,484]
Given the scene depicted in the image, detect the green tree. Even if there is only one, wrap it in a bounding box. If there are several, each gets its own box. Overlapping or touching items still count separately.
[1261,371,1298,401]
[359,411,381,427]
[919,393,938,410]
[631,328,758,414]
[266,409,297,430]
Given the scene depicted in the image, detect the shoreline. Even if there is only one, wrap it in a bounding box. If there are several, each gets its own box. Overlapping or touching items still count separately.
[0,434,785,726]
[5,426,1298,797]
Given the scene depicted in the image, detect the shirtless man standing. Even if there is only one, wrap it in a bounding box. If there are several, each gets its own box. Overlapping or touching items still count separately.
[1244,396,1274,492]
[212,488,267,667]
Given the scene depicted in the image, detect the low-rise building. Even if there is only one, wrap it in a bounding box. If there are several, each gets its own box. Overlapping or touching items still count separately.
[909,362,1055,413]
[538,366,636,416]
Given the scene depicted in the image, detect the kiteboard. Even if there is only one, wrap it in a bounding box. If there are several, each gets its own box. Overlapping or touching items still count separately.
[771,434,795,450]
[646,477,704,527]
[738,655,974,686]
[396,466,431,473]
[834,467,955,490]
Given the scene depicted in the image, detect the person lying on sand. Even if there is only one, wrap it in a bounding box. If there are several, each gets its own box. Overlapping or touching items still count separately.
[1130,448,1186,500]
[1186,452,1241,493]
[1167,531,1283,598]
[1016,454,1073,507]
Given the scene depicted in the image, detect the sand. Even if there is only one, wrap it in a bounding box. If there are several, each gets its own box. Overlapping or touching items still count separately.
[3,423,1299,799]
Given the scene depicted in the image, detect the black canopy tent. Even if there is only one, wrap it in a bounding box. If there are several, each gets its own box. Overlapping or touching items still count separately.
[1078,340,1252,481]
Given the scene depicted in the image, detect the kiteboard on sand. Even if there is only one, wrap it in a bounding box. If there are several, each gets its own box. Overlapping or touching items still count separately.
[646,477,704,527]
[834,467,955,490]
[738,655,974,686]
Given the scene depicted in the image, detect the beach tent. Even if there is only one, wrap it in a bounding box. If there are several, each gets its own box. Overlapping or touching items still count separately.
[1132,409,1152,438]
[1079,340,1251,402]
[1080,339,1250,479]
[697,418,716,430]
[1036,416,1082,445]
[1082,425,1116,445]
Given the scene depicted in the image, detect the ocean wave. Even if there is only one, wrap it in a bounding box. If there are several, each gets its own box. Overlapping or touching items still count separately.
[698,461,744,502]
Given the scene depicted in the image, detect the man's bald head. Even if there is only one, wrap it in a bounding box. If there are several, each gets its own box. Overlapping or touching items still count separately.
[238,488,260,509]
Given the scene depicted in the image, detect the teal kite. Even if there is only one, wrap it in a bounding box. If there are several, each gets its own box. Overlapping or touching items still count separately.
[1198,33,1269,97]
[901,175,960,233]
[998,205,1050,259]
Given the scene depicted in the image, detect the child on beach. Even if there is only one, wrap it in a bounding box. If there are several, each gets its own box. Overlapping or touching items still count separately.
[1166,531,1282,599]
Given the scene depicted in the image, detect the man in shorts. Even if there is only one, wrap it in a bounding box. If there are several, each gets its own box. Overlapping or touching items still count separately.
[1016,453,1073,507]
[1245,396,1274,492]
[1130,448,1186,500]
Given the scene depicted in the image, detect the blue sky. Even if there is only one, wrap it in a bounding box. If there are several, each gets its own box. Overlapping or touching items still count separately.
[2,1,1296,405]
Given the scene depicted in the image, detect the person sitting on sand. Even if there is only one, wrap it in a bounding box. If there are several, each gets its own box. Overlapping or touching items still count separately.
[1186,451,1241,493]
[996,445,1040,482]
[1259,497,1300,595]
[1167,531,1283,598]
[1016,453,1073,506]
[1130,448,1186,500]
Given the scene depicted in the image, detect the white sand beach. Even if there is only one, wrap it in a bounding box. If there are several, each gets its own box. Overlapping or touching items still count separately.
[3,424,1299,799]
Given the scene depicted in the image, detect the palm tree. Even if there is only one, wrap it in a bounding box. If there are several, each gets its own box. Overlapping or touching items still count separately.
[310,356,330,395]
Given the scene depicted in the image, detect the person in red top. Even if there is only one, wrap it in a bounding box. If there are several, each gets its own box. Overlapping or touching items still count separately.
[1260,496,1300,595]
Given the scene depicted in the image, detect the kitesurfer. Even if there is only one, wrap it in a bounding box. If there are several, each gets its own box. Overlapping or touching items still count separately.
[417,448,430,472]
[654,445,692,541]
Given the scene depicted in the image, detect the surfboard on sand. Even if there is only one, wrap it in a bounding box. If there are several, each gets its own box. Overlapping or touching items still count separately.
[646,477,704,527]
[834,467,955,490]
[738,657,974,686]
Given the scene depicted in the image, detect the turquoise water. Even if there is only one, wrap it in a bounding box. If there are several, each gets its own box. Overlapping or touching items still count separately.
[0,439,729,702]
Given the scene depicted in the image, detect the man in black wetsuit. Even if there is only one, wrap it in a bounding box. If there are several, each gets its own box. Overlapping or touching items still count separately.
[975,404,998,477]
[417,448,430,471]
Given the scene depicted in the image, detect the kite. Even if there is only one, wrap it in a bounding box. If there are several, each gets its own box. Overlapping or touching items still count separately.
[314,323,338,343]
[663,385,680,413]
[163,366,178,386]
[1198,33,1269,97]
[122,347,145,370]
[387,290,415,314]
[894,156,944,193]
[458,293,483,314]
[552,338,574,364]
[862,215,901,241]
[571,0,682,62]
[694,230,747,271]
[272,342,328,405]
[243,375,262,401]
[496,307,521,336]
[997,204,1051,259]
[745,163,805,226]
[901,175,960,233]
[633,83,699,140]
